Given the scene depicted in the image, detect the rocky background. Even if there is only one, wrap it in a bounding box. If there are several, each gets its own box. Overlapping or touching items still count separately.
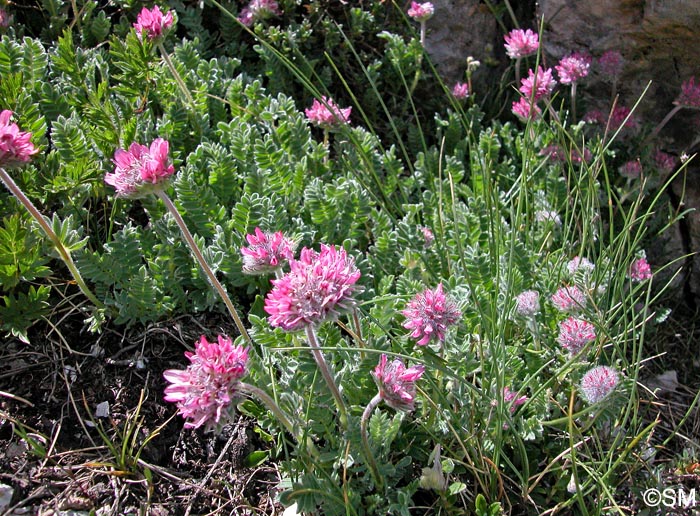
[425,0,700,305]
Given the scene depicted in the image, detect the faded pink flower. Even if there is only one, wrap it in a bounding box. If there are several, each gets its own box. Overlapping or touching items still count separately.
[504,29,539,59]
[608,105,639,132]
[619,160,642,179]
[557,317,596,355]
[540,145,592,164]
[629,257,652,281]
[421,226,435,248]
[133,5,174,41]
[402,283,461,346]
[503,386,528,413]
[264,244,362,331]
[407,2,434,22]
[238,0,281,26]
[0,8,12,28]
[580,365,619,404]
[519,66,557,101]
[598,50,624,79]
[452,82,469,100]
[535,210,561,225]
[0,110,39,168]
[515,290,540,317]
[567,257,595,277]
[551,285,587,312]
[653,150,676,174]
[372,354,425,412]
[105,138,175,198]
[512,97,541,121]
[305,96,351,131]
[555,53,590,85]
[676,77,700,109]
[163,335,249,432]
[241,227,296,275]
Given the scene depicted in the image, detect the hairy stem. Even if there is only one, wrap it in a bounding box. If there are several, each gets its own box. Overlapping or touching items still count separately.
[0,167,103,309]
[156,189,252,346]
[304,325,347,426]
[360,393,385,491]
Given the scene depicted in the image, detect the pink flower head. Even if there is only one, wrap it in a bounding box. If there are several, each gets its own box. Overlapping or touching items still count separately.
[0,8,12,28]
[512,97,541,121]
[238,0,282,26]
[580,365,619,404]
[540,145,592,164]
[305,96,352,131]
[551,285,586,312]
[105,138,175,198]
[264,244,362,331]
[567,256,595,276]
[0,110,39,168]
[504,28,539,59]
[163,335,249,432]
[519,66,557,101]
[629,257,652,282]
[503,386,528,413]
[515,290,540,317]
[407,2,434,22]
[133,5,174,41]
[555,53,591,85]
[452,82,470,100]
[372,354,425,412]
[676,77,700,109]
[421,226,435,248]
[557,317,596,355]
[619,159,642,179]
[654,150,676,174]
[241,227,297,275]
[598,50,624,79]
[402,283,461,346]
[608,105,639,132]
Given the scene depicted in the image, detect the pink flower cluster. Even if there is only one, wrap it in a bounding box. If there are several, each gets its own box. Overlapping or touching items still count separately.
[407,2,434,22]
[540,145,592,164]
[452,82,469,100]
[163,335,249,431]
[597,50,624,79]
[238,0,282,27]
[557,317,596,355]
[555,53,590,85]
[619,160,642,179]
[241,227,296,275]
[515,290,540,317]
[654,150,676,174]
[421,226,435,248]
[629,257,652,282]
[0,110,39,168]
[105,138,175,198]
[0,7,12,29]
[579,365,619,404]
[372,354,425,412]
[503,386,528,413]
[402,284,461,346]
[264,244,361,331]
[504,29,539,59]
[676,76,700,109]
[133,5,174,41]
[551,285,586,312]
[512,67,556,121]
[305,96,352,131]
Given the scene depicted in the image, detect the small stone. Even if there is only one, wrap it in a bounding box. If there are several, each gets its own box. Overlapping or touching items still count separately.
[95,401,110,418]
[0,483,14,512]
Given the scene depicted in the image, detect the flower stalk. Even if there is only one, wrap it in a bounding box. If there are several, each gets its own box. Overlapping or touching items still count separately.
[155,189,253,346]
[304,325,347,426]
[360,393,385,491]
[0,167,103,309]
